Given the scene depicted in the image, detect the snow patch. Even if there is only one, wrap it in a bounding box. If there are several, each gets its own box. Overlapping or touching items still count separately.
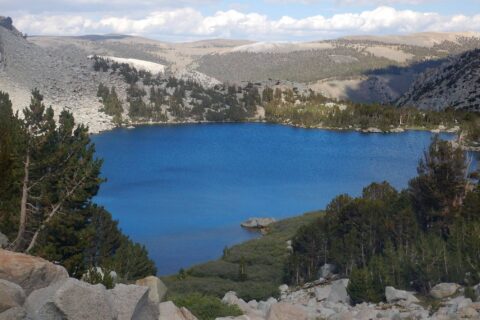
[88,55,165,74]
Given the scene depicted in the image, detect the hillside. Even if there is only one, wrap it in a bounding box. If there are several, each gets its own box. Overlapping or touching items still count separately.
[163,211,324,301]
[397,49,480,111]
[0,17,124,133]
[2,16,480,133]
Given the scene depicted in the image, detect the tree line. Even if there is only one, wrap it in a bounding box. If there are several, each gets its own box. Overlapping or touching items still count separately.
[0,90,156,280]
[285,135,480,303]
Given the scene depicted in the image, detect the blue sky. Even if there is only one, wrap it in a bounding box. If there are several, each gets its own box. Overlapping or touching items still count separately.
[2,0,480,41]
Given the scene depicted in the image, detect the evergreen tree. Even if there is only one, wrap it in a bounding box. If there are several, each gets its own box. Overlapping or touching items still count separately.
[409,135,468,235]
[1,90,157,280]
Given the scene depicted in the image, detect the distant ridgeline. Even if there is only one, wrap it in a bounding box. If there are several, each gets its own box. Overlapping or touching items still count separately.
[91,56,480,148]
[0,90,156,281]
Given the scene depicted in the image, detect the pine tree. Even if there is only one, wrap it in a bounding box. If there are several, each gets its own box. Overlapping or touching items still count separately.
[409,135,468,236]
[0,92,23,238]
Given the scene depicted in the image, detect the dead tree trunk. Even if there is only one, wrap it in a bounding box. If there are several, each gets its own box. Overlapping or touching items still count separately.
[12,152,29,251]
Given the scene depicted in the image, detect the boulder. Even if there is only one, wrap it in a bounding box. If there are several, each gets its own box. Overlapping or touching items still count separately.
[257,297,277,316]
[158,301,198,320]
[241,218,276,229]
[319,263,336,279]
[135,275,168,304]
[266,302,307,320]
[430,283,460,299]
[445,296,472,315]
[26,278,116,320]
[0,249,68,295]
[327,279,350,304]
[24,280,66,319]
[55,279,116,319]
[222,291,264,318]
[278,284,288,294]
[247,300,258,309]
[111,283,158,320]
[363,127,382,133]
[222,291,240,305]
[385,286,419,304]
[0,232,8,248]
[0,279,26,313]
[355,306,379,320]
[315,285,331,301]
[0,307,29,320]
[458,306,479,318]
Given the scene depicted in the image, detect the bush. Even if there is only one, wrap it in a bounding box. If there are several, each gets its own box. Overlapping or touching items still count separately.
[171,293,243,320]
[347,267,383,305]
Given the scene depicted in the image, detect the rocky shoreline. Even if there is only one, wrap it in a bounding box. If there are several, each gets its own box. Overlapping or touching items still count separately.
[97,119,480,151]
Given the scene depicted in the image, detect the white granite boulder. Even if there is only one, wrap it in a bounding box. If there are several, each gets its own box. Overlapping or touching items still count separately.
[266,302,307,320]
[430,283,460,299]
[111,283,158,320]
[327,279,350,304]
[385,286,419,304]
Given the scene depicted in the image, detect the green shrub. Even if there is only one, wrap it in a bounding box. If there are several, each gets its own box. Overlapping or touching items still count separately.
[171,293,243,320]
[347,268,383,305]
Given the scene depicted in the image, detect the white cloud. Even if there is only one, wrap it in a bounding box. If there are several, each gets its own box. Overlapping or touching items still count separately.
[13,6,480,41]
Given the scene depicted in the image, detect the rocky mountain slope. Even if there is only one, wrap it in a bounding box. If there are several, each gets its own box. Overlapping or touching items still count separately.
[0,17,124,133]
[2,16,480,133]
[397,49,480,111]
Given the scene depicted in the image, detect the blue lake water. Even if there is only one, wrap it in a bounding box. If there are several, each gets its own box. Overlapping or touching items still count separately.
[92,123,454,275]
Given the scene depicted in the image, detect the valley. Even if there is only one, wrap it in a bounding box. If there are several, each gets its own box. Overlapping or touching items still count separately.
[2,5,480,319]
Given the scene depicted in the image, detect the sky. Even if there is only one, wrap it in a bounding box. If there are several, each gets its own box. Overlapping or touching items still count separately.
[2,0,480,42]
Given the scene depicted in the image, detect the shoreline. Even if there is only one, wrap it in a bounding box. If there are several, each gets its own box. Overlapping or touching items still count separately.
[92,118,480,151]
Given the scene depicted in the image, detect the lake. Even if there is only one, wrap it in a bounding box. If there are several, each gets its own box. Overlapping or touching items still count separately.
[92,123,454,275]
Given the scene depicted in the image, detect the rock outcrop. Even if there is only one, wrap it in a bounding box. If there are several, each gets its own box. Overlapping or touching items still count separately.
[241,218,276,229]
[0,17,23,37]
[397,49,480,111]
[0,249,194,320]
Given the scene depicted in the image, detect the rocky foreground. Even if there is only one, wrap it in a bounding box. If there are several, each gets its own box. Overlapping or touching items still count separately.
[1,249,479,320]
[218,265,480,320]
[0,249,195,320]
